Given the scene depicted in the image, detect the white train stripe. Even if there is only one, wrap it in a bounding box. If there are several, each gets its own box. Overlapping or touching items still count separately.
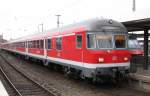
[2,48,130,69]
[47,57,130,69]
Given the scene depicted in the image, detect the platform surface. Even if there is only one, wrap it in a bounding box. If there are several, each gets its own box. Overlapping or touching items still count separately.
[0,80,9,96]
[132,65,150,83]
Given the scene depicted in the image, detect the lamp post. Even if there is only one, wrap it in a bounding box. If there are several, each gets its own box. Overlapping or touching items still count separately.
[55,15,61,28]
[132,0,136,12]
[38,23,44,32]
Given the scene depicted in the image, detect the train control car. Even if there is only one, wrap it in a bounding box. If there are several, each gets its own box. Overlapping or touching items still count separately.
[1,18,131,82]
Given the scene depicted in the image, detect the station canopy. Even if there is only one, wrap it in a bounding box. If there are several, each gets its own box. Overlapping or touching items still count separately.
[113,9,150,32]
[114,9,150,70]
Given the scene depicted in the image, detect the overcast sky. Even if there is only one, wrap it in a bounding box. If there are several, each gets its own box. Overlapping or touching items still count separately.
[0,0,150,40]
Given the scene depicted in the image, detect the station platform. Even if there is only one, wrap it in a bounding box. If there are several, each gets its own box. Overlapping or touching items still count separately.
[131,64,150,81]
[0,80,9,96]
[130,65,150,92]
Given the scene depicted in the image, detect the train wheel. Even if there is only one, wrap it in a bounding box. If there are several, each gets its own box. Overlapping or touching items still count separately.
[63,67,81,79]
[43,60,49,66]
[85,77,93,84]
[115,71,124,84]
[63,67,74,79]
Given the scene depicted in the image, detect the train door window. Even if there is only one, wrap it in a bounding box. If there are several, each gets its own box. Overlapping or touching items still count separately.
[31,41,33,48]
[28,42,29,48]
[32,41,34,48]
[40,40,44,49]
[36,41,38,48]
[36,40,40,48]
[30,41,32,48]
[31,41,36,48]
[87,34,96,49]
[114,35,126,48]
[29,41,32,48]
[21,42,24,48]
[76,35,82,49]
[29,41,31,48]
[25,42,27,48]
[56,37,62,50]
[47,39,52,49]
[22,42,25,48]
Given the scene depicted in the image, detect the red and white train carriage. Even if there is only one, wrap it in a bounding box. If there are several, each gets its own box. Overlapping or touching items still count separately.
[1,18,131,81]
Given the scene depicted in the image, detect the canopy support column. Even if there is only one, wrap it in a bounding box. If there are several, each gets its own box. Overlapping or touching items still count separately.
[143,28,149,70]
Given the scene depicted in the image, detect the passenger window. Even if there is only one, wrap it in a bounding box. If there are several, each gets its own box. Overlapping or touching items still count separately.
[56,37,62,50]
[76,35,82,48]
[47,39,52,49]
[40,40,44,49]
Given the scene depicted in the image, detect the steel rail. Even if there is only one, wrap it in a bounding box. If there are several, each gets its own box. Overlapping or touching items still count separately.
[0,54,62,96]
[0,67,23,96]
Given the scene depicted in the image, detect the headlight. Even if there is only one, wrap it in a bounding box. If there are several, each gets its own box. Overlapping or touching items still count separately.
[99,58,104,63]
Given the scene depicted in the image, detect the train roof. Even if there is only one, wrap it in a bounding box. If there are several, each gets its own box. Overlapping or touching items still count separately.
[5,18,127,44]
[46,18,126,32]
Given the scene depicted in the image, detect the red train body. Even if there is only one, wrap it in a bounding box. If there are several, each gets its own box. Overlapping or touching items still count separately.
[1,18,131,80]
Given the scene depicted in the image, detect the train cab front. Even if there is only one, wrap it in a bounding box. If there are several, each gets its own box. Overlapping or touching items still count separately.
[83,26,131,80]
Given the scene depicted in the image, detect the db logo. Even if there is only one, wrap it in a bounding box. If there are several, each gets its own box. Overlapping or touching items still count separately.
[57,53,60,57]
[112,56,117,60]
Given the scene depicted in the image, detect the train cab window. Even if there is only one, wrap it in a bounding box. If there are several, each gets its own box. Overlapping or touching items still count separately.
[76,35,82,48]
[47,39,52,49]
[87,34,96,48]
[56,37,62,50]
[114,35,126,48]
[96,35,112,48]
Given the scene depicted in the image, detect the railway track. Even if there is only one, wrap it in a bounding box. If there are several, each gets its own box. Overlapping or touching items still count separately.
[0,50,149,96]
[0,54,61,96]
[0,67,20,96]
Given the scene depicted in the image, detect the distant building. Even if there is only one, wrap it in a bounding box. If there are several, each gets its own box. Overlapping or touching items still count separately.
[0,35,7,43]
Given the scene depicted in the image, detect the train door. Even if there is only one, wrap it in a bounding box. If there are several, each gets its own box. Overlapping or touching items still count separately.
[46,38,53,58]
[56,37,62,58]
[76,34,84,65]
[25,41,28,54]
[44,39,47,58]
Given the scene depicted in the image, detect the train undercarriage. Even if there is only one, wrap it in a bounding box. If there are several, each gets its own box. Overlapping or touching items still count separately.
[3,49,130,83]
